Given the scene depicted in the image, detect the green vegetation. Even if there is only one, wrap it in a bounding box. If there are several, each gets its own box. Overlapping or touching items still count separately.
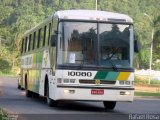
[0,0,160,75]
[135,91,160,97]
[135,75,160,85]
[0,109,7,120]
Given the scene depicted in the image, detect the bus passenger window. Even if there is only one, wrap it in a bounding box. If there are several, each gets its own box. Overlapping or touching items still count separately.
[35,31,38,49]
[37,29,41,48]
[40,28,44,48]
[43,26,47,47]
[45,25,49,46]
[33,32,36,50]
[21,39,24,54]
[48,23,51,45]
[25,37,28,52]
[28,34,32,51]
[23,38,25,53]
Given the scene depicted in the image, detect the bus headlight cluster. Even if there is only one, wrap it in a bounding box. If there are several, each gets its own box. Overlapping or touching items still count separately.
[57,78,76,84]
[120,91,131,95]
[64,89,75,94]
[119,81,132,85]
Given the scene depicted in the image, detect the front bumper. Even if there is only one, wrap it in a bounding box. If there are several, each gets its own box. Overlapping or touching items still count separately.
[55,85,134,101]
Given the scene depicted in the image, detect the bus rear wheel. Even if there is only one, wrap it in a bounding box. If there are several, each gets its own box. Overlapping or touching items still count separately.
[103,101,116,110]
[25,75,32,97]
[18,84,21,89]
[46,83,58,107]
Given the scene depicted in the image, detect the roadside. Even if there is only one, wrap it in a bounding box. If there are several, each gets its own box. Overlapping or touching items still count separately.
[0,108,18,120]
[134,84,160,99]
[0,80,2,96]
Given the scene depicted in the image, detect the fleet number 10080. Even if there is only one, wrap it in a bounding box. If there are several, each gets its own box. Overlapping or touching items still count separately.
[68,71,92,77]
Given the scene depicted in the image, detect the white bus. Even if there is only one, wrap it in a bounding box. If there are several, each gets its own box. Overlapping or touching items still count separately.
[19,10,139,110]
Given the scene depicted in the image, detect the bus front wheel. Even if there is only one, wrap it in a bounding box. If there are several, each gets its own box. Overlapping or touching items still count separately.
[46,83,58,107]
[103,101,116,110]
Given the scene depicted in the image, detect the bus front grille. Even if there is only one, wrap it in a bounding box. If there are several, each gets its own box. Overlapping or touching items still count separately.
[79,79,116,84]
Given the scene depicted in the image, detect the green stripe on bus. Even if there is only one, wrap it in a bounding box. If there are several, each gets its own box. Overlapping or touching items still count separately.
[94,71,119,80]
[105,72,119,80]
[94,71,108,79]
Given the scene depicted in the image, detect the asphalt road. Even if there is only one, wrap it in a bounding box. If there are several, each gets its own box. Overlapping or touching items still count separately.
[0,77,160,120]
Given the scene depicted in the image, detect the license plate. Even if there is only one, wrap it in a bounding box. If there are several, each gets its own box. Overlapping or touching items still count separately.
[91,89,104,95]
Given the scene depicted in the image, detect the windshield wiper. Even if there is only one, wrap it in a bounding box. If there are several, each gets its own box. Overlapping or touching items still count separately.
[108,60,118,71]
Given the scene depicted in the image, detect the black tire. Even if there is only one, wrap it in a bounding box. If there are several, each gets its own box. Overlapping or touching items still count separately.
[25,75,32,98]
[26,90,32,97]
[18,84,21,89]
[103,101,116,110]
[32,92,39,98]
[46,83,58,107]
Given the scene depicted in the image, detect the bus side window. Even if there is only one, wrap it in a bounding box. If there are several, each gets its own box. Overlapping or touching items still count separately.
[33,32,36,50]
[45,25,49,46]
[28,34,32,51]
[43,26,47,47]
[48,23,51,45]
[23,38,25,53]
[53,18,58,33]
[21,38,24,54]
[25,37,28,52]
[40,28,44,48]
[37,29,41,48]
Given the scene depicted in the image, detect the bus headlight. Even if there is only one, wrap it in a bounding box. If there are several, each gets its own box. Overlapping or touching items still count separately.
[63,79,69,83]
[57,78,76,84]
[125,81,130,85]
[64,90,75,94]
[119,81,124,85]
[57,78,62,83]
[70,79,75,83]
[119,81,131,85]
[120,91,131,95]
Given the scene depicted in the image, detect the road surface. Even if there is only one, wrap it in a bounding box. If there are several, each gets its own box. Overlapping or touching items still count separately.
[0,77,160,120]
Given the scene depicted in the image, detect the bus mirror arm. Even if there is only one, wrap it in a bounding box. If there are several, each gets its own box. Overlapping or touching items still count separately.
[51,35,57,47]
[134,40,141,53]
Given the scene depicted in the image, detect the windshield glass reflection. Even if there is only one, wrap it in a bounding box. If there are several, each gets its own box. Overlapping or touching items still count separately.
[57,22,133,69]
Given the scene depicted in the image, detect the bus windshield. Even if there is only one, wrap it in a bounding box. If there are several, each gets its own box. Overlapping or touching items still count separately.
[57,21,133,69]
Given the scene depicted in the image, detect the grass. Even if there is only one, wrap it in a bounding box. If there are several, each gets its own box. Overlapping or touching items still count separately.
[135,91,160,97]
[0,109,8,120]
[0,71,16,77]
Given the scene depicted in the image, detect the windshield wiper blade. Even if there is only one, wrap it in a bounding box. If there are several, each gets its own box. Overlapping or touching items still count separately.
[108,60,118,71]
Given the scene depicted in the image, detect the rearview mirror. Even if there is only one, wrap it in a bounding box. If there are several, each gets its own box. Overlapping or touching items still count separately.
[51,35,57,47]
[134,40,141,53]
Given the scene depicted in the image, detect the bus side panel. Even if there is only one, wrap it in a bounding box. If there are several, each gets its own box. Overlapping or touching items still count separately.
[39,49,51,96]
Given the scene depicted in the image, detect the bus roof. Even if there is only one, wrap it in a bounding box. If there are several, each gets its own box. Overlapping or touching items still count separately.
[54,10,133,23]
[24,10,133,36]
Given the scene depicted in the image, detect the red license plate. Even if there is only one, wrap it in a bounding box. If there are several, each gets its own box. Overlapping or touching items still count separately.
[91,89,104,95]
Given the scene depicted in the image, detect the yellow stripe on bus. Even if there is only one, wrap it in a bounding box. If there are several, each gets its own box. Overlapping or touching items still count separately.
[117,72,130,81]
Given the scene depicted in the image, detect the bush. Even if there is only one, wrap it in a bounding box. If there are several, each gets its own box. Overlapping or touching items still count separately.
[135,75,149,84]
[0,59,11,73]
[135,75,160,85]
